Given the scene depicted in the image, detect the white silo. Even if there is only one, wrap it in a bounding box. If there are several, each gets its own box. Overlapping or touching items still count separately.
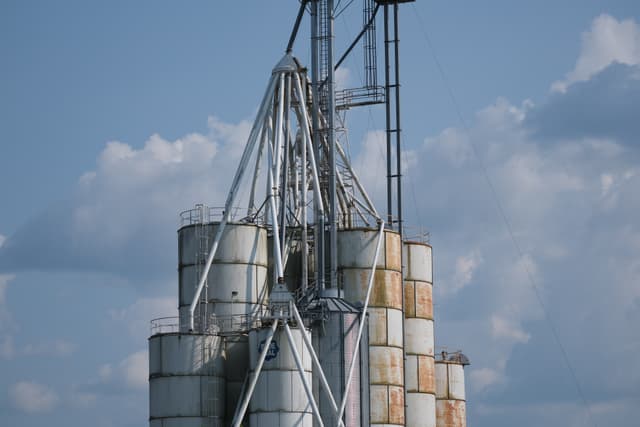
[339,228,405,427]
[435,351,469,427]
[148,333,226,427]
[404,241,436,427]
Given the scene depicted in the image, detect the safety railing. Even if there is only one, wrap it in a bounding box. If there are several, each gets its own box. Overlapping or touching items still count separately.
[179,205,266,227]
[150,317,179,335]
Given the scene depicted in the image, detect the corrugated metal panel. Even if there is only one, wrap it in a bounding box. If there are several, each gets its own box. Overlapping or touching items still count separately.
[149,334,225,424]
[312,306,363,427]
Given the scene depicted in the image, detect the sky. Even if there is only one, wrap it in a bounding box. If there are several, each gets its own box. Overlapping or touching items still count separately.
[1,1,639,426]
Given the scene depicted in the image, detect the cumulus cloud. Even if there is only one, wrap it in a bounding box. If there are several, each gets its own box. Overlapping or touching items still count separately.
[552,14,640,92]
[393,29,640,420]
[109,296,176,341]
[97,350,148,391]
[0,117,252,279]
[9,381,59,413]
[441,250,483,295]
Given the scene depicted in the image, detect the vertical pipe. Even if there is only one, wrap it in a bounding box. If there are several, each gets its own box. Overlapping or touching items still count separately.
[301,107,309,291]
[268,133,285,280]
[310,0,325,292]
[274,73,286,199]
[394,4,403,240]
[280,74,292,257]
[384,4,393,229]
[231,319,279,427]
[326,0,338,290]
[393,7,408,423]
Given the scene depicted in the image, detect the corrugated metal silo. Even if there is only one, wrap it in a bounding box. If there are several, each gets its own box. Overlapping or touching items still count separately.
[435,352,468,427]
[148,333,226,427]
[339,228,405,427]
[310,297,369,427]
[248,323,314,426]
[403,241,436,427]
[177,206,269,424]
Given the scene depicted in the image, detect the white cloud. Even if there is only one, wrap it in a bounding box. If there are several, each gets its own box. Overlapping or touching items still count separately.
[443,250,483,294]
[490,314,530,344]
[470,367,505,392]
[0,116,252,277]
[9,381,59,413]
[108,296,176,341]
[98,350,148,391]
[552,14,640,92]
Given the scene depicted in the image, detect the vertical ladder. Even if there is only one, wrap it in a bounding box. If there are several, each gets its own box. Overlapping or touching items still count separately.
[194,204,210,332]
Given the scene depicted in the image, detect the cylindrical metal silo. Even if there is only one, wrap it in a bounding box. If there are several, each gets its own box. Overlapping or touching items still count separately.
[178,211,268,423]
[339,228,405,427]
[435,353,468,427]
[177,218,269,332]
[404,241,436,427]
[248,324,314,426]
[149,333,226,427]
[310,297,368,427]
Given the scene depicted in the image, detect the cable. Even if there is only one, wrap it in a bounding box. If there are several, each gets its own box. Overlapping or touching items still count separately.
[410,4,598,427]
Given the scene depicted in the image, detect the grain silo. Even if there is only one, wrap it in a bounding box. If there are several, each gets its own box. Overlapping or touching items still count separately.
[148,1,470,426]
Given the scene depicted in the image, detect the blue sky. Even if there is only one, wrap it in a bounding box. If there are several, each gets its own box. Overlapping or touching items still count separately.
[1,1,639,426]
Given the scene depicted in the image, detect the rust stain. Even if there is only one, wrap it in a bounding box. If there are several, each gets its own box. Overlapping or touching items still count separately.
[415,281,433,320]
[418,355,436,394]
[388,385,405,425]
[369,385,389,423]
[404,280,416,317]
[358,270,403,309]
[436,400,466,427]
[367,308,388,346]
[385,231,402,272]
[369,347,404,385]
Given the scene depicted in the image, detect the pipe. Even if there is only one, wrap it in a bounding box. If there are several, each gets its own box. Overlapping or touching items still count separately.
[268,135,285,280]
[291,303,344,427]
[247,121,268,216]
[283,322,324,427]
[337,220,385,424]
[231,319,279,427]
[189,74,278,331]
[293,74,325,216]
[286,0,308,54]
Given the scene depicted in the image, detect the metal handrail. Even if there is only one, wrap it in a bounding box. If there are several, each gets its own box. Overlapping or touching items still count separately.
[179,205,266,227]
[150,317,179,335]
